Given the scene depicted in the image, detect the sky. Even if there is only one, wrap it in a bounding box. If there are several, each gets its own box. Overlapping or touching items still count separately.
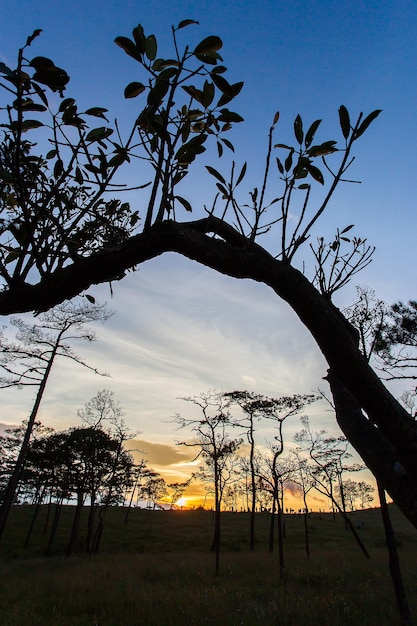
[1,0,416,507]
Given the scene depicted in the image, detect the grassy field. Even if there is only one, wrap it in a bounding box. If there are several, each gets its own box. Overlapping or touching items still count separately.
[0,505,416,625]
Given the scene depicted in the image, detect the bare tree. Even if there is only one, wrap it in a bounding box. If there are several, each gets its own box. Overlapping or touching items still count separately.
[295,415,370,557]
[174,391,242,574]
[0,301,110,539]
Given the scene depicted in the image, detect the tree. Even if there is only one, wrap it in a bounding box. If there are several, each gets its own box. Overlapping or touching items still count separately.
[291,447,316,557]
[1,23,416,529]
[166,478,193,509]
[225,389,316,563]
[295,416,370,557]
[68,389,135,553]
[140,469,167,509]
[175,391,242,573]
[0,301,110,539]
[356,480,375,510]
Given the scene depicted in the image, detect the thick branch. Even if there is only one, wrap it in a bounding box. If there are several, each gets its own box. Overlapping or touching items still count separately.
[1,217,416,500]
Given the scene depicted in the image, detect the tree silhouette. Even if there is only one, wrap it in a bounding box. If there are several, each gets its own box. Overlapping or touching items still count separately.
[0,23,416,529]
[0,301,110,539]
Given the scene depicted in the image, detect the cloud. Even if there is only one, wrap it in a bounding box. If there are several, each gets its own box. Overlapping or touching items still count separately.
[125,439,195,467]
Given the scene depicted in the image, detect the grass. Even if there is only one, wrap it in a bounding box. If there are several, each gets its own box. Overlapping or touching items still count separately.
[0,505,416,625]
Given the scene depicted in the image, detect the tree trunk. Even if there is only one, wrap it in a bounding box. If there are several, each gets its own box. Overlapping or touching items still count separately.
[378,482,413,626]
[277,492,285,575]
[67,492,84,556]
[24,486,44,548]
[0,339,60,540]
[46,499,63,556]
[303,492,310,558]
[327,369,417,529]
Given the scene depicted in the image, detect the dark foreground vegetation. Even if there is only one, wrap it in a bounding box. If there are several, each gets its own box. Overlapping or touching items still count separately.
[0,505,416,625]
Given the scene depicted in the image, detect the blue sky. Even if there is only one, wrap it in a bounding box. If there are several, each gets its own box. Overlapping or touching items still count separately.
[1,0,416,494]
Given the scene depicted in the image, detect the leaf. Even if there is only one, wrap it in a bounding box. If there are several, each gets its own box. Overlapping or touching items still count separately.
[304,119,321,148]
[236,162,247,186]
[132,24,146,53]
[33,66,69,93]
[273,111,280,125]
[218,109,244,123]
[276,157,284,175]
[75,166,83,183]
[17,99,46,112]
[5,249,21,264]
[217,140,223,157]
[275,143,292,150]
[284,150,294,172]
[31,81,49,107]
[54,158,63,178]
[211,73,233,96]
[59,98,75,112]
[338,105,351,140]
[307,141,338,157]
[0,62,14,77]
[145,35,157,61]
[298,183,310,189]
[124,82,146,99]
[21,119,43,132]
[354,109,382,139]
[216,182,229,196]
[85,127,113,142]
[294,114,303,144]
[341,224,354,234]
[220,137,234,152]
[30,56,55,71]
[152,58,179,71]
[202,80,215,107]
[205,165,226,184]
[26,29,42,47]
[85,107,109,120]
[46,149,57,159]
[194,36,223,56]
[175,195,192,212]
[308,164,324,184]
[85,294,96,304]
[211,65,227,75]
[114,36,142,61]
[0,169,14,183]
[162,69,180,86]
[147,80,169,106]
[182,85,205,105]
[175,134,207,164]
[177,19,199,29]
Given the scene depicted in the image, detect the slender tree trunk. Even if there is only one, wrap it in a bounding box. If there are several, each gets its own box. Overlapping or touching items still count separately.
[0,339,60,540]
[46,499,63,556]
[269,484,277,553]
[43,489,53,534]
[378,482,413,626]
[277,491,285,575]
[303,491,310,558]
[24,486,44,548]
[91,507,105,555]
[210,464,221,575]
[248,426,256,551]
[124,481,137,524]
[67,492,84,556]
[86,494,97,553]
